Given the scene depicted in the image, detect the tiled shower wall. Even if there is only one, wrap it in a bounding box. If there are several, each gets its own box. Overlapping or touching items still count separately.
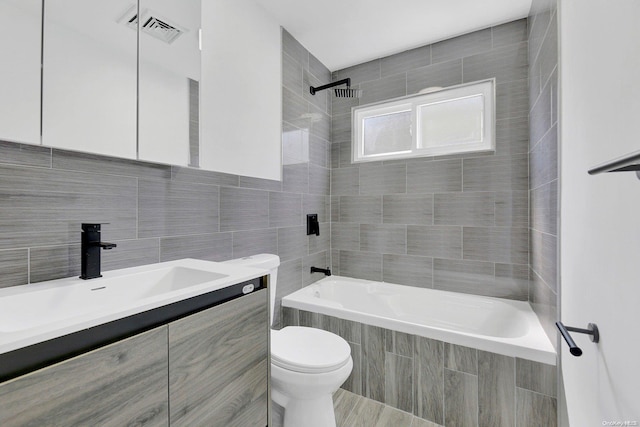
[0,29,332,326]
[330,20,531,300]
[528,0,559,347]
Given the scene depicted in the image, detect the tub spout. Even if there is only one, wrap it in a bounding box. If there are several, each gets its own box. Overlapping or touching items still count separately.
[310,266,331,276]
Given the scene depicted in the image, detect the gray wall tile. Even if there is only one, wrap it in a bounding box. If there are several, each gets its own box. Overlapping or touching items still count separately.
[433,258,495,296]
[309,105,332,141]
[304,194,329,223]
[360,163,406,195]
[309,164,330,195]
[445,344,478,375]
[385,330,414,357]
[492,19,528,48]
[0,141,50,168]
[463,227,529,264]
[332,113,352,143]
[160,233,232,262]
[309,134,330,168]
[496,117,530,155]
[277,226,308,262]
[414,337,444,424]
[496,79,529,120]
[282,51,303,95]
[339,250,382,281]
[494,263,530,300]
[171,165,238,187]
[362,324,386,402]
[530,125,558,189]
[303,250,329,285]
[0,249,28,288]
[30,244,80,283]
[406,59,463,95]
[274,258,303,324]
[232,229,277,258]
[432,28,492,63]
[478,351,515,427]
[283,86,308,128]
[407,160,462,193]
[381,46,431,78]
[516,358,557,397]
[282,29,306,65]
[334,59,381,85]
[340,196,382,224]
[495,191,529,228]
[463,42,528,84]
[407,226,462,260]
[0,165,137,250]
[331,223,360,251]
[304,69,329,113]
[531,229,557,292]
[219,187,269,232]
[531,181,557,235]
[382,254,433,288]
[344,342,363,395]
[390,230,426,270]
[463,154,529,192]
[516,388,557,427]
[54,149,171,180]
[283,163,309,194]
[269,192,302,228]
[434,192,495,226]
[360,73,407,105]
[385,353,413,413]
[444,369,478,427]
[309,52,331,82]
[102,238,160,271]
[138,179,219,238]
[308,225,330,254]
[240,176,282,191]
[383,194,433,225]
[332,167,359,196]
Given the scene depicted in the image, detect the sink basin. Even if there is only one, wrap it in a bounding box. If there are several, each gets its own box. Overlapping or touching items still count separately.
[0,266,227,333]
[0,259,267,355]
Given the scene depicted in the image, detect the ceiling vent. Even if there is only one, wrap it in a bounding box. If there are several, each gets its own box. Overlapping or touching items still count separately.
[118,5,187,44]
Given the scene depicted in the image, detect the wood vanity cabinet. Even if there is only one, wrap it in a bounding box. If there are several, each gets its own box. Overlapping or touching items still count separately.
[169,289,269,426]
[0,289,269,427]
[0,327,169,426]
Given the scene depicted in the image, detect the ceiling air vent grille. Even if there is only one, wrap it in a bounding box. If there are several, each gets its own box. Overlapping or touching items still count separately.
[118,6,186,44]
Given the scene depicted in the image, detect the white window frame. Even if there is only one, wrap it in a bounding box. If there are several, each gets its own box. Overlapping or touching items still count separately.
[352,79,495,163]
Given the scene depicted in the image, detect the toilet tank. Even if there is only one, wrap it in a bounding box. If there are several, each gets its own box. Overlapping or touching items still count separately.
[222,254,280,326]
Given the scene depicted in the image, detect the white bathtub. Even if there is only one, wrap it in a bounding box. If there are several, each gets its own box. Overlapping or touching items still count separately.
[282,276,556,365]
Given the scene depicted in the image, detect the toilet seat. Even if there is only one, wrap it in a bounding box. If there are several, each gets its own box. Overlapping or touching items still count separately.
[271,326,351,374]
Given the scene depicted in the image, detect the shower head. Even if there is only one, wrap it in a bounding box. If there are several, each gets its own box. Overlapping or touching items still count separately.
[334,87,362,98]
[310,78,362,99]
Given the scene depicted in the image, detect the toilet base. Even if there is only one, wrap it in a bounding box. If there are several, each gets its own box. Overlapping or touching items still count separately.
[283,394,336,427]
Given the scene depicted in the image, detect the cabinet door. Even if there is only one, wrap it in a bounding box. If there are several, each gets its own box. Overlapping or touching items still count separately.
[169,289,268,426]
[0,326,169,427]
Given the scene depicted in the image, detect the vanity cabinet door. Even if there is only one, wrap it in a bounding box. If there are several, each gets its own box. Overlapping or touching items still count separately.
[168,289,269,426]
[0,326,169,427]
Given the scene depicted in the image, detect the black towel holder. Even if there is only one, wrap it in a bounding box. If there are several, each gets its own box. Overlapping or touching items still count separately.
[556,321,599,357]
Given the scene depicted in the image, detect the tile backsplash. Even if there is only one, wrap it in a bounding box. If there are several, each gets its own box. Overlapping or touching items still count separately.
[329,19,531,301]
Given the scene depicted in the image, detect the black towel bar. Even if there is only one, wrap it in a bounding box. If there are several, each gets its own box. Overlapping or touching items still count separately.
[556,322,599,357]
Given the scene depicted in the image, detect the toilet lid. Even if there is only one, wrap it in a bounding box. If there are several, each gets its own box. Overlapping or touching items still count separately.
[271,326,351,374]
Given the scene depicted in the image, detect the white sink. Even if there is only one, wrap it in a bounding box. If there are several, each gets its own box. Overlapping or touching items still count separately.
[0,259,267,354]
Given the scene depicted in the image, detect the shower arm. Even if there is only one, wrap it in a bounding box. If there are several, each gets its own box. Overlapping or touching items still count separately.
[310,78,351,95]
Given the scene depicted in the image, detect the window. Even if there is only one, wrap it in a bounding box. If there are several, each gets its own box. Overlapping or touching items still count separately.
[352,79,495,163]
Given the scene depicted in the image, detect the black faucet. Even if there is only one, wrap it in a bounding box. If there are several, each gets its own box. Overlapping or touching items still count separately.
[310,266,332,276]
[80,223,117,280]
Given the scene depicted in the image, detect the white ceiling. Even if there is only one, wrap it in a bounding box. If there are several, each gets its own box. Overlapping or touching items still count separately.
[254,0,532,71]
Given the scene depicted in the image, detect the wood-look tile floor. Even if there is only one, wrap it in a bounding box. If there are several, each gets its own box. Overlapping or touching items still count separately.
[333,389,443,427]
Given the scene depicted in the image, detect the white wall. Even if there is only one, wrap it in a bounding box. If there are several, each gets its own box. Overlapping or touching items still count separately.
[200,0,282,181]
[0,0,41,145]
[560,0,640,423]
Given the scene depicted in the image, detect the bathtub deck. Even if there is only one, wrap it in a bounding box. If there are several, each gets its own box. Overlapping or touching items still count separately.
[334,388,442,427]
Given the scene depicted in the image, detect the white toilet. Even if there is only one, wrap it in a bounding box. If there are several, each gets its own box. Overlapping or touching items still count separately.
[224,254,352,427]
